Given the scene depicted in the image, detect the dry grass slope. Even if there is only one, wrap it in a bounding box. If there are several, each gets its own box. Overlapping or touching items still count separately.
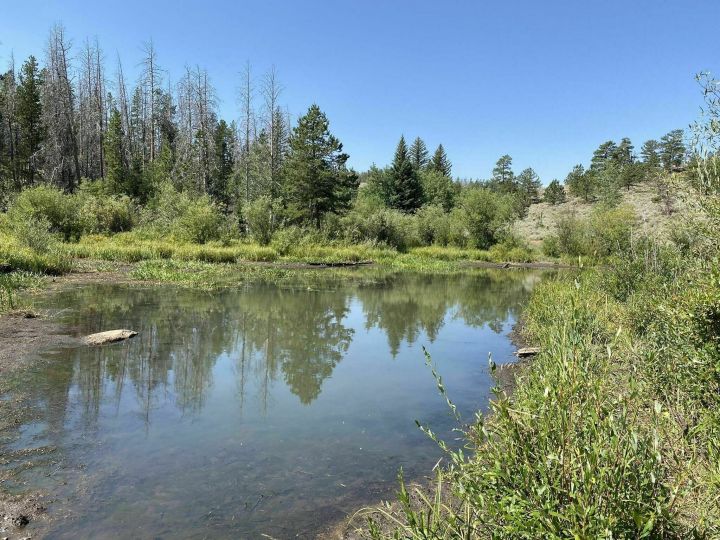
[514,182,685,248]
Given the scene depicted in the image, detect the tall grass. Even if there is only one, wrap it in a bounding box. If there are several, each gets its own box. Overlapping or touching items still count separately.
[357,251,720,538]
[0,272,46,313]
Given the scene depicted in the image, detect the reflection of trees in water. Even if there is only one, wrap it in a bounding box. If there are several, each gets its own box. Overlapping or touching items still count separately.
[231,287,353,406]
[33,271,542,427]
[357,271,539,355]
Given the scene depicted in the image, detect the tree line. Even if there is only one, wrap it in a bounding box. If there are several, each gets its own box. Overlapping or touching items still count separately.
[0,26,359,224]
[541,131,687,208]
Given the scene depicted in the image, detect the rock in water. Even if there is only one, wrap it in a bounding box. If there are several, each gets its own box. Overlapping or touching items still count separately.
[83,329,138,346]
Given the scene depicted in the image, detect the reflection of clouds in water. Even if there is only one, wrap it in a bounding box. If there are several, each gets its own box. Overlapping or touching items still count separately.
[33,270,545,428]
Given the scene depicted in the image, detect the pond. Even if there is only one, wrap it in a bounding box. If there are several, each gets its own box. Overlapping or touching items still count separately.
[1,270,546,539]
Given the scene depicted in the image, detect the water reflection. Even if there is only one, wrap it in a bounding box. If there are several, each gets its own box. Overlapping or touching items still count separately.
[27,271,541,430]
[2,270,547,538]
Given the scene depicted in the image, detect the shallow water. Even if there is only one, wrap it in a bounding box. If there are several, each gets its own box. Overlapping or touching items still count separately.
[2,270,545,539]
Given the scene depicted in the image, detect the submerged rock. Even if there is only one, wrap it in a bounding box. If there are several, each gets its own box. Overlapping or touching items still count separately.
[83,329,138,346]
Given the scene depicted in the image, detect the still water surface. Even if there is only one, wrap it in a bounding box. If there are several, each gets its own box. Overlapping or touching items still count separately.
[3,270,544,538]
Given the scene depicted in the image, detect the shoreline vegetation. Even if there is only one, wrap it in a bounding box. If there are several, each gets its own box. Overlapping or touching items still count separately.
[0,24,719,539]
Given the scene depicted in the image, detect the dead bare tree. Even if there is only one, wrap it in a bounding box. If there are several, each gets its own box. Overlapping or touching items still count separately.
[42,24,80,190]
[239,61,254,204]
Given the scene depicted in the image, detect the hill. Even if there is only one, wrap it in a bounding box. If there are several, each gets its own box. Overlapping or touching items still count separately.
[513,180,686,250]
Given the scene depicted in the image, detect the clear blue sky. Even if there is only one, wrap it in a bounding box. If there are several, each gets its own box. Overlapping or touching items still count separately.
[1,0,718,182]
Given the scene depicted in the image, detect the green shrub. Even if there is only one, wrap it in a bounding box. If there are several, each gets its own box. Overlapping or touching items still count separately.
[8,185,81,241]
[77,193,135,234]
[415,204,452,245]
[454,188,518,249]
[10,215,55,253]
[271,226,305,256]
[341,207,418,251]
[242,195,278,245]
[587,204,637,256]
[174,198,223,244]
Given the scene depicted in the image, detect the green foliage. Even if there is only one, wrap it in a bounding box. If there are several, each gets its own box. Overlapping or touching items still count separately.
[104,109,129,196]
[283,104,358,226]
[543,179,566,204]
[342,204,419,251]
[491,154,515,193]
[242,195,278,245]
[141,182,225,244]
[543,204,638,259]
[15,55,43,183]
[9,214,54,253]
[8,184,81,240]
[565,164,596,202]
[389,136,424,213]
[420,169,455,211]
[408,137,429,171]
[76,182,135,234]
[455,187,518,249]
[414,204,452,246]
[428,144,452,177]
[174,198,224,244]
[659,129,686,172]
[516,167,541,208]
[640,139,661,168]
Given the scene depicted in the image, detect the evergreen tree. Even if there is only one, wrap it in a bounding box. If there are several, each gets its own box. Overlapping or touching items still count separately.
[590,140,618,171]
[104,108,129,195]
[492,154,515,193]
[640,139,661,168]
[210,119,235,207]
[543,179,566,205]
[618,162,643,191]
[16,55,43,184]
[565,164,596,202]
[659,129,686,171]
[389,135,423,212]
[613,137,634,166]
[408,137,429,170]
[283,104,358,226]
[428,143,452,177]
[516,167,541,204]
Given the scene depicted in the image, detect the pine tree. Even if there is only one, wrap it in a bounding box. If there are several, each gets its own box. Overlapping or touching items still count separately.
[659,130,686,171]
[428,144,451,177]
[492,154,515,193]
[283,104,358,226]
[389,135,423,212]
[543,179,566,205]
[565,164,596,202]
[613,137,634,166]
[409,137,429,170]
[590,140,618,171]
[16,55,43,184]
[517,167,541,204]
[640,139,661,168]
[104,108,129,195]
[210,119,235,207]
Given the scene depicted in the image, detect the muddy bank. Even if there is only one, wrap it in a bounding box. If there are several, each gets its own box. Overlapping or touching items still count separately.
[0,312,80,538]
[0,312,80,380]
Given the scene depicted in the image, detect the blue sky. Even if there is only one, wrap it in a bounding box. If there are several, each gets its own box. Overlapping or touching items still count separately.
[1,0,718,182]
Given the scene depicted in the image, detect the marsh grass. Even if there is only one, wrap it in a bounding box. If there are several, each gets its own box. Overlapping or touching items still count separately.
[355,248,720,538]
[0,272,46,313]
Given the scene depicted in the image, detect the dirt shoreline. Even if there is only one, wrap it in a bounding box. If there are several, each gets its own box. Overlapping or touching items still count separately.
[0,261,544,538]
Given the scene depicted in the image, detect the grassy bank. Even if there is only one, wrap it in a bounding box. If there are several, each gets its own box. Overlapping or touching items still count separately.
[347,201,720,536]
